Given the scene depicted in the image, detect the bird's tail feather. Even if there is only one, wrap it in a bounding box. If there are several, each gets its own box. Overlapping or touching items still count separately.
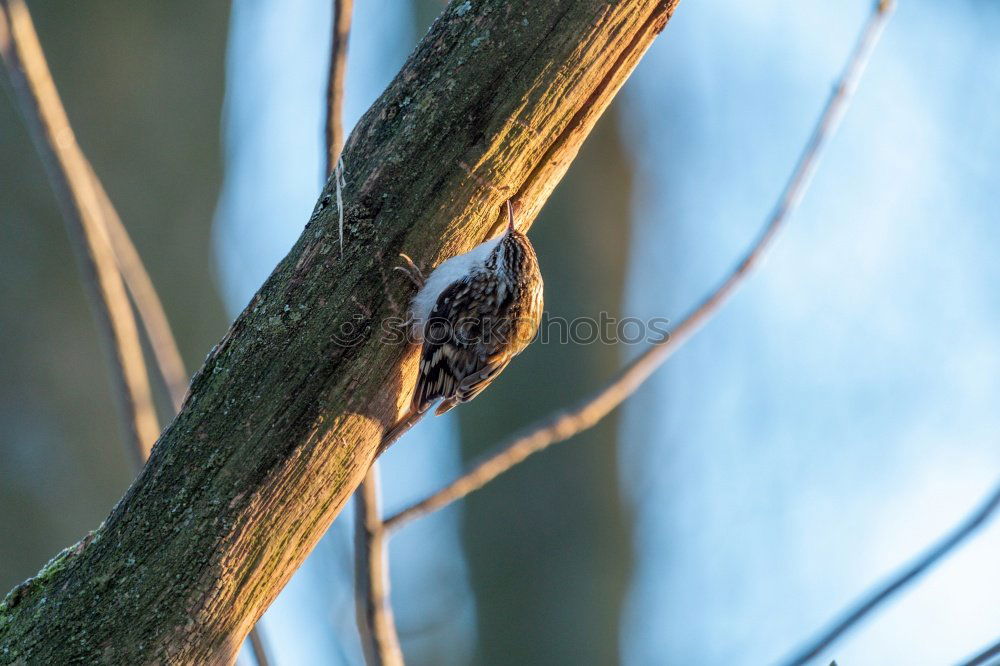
[377,406,426,457]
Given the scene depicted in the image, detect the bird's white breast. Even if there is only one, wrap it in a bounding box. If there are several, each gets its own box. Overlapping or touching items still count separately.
[410,235,502,340]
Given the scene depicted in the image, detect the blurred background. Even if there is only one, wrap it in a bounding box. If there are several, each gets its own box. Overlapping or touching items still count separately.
[2,1,999,664]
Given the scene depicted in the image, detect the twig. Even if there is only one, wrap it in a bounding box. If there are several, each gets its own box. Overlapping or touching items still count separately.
[958,635,1000,666]
[383,0,896,532]
[325,0,352,177]
[0,0,159,465]
[85,162,189,411]
[779,479,1000,666]
[354,466,404,666]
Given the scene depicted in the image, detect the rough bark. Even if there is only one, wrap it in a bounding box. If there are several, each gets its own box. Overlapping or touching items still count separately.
[0,0,678,663]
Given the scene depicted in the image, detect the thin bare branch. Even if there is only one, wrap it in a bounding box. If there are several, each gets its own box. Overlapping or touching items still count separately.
[958,635,1000,666]
[778,478,1000,666]
[325,0,353,177]
[86,163,189,412]
[354,467,404,666]
[384,0,896,532]
[0,0,159,465]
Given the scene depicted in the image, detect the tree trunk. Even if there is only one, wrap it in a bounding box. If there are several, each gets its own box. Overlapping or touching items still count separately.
[0,1,679,663]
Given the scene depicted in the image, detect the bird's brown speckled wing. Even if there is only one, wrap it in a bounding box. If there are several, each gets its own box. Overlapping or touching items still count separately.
[412,273,511,414]
[435,356,511,415]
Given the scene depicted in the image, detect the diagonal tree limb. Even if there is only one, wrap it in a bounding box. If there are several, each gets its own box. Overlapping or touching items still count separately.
[384,0,897,532]
[0,1,681,662]
[0,0,159,466]
[779,478,1000,666]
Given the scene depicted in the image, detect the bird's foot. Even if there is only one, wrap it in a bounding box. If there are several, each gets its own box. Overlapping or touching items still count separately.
[394,253,426,289]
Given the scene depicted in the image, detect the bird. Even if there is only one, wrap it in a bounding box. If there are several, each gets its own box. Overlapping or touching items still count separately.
[379,200,544,453]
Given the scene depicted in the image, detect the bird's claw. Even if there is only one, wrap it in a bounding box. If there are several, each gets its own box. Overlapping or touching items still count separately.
[395,253,425,288]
